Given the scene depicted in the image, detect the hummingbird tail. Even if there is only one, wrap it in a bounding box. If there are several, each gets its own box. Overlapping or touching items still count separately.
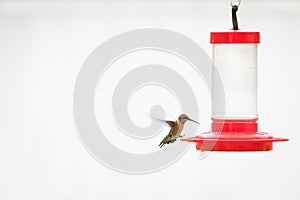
[159,135,177,148]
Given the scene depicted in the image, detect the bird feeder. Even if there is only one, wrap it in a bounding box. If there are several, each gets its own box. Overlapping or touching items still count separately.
[181,2,288,151]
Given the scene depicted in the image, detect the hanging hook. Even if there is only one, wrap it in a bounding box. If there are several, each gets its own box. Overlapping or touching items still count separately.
[231,0,241,30]
[231,0,241,7]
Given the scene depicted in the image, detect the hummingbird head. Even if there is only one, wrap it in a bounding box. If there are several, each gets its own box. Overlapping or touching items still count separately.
[178,114,200,124]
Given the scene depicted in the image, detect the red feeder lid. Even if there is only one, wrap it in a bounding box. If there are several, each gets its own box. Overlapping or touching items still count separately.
[210,30,260,44]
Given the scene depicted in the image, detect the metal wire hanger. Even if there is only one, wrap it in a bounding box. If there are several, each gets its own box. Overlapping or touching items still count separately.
[231,0,241,30]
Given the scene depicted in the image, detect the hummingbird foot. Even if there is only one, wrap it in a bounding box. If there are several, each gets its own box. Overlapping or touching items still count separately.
[169,139,176,144]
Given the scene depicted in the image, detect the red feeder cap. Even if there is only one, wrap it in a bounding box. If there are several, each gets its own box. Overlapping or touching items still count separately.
[210,30,260,44]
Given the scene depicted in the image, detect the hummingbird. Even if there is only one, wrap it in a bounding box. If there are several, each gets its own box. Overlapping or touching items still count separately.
[157,114,200,148]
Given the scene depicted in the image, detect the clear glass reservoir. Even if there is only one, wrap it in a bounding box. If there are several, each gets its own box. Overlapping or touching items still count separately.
[210,31,260,120]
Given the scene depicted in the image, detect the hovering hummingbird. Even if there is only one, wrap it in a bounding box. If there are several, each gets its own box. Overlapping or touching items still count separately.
[157,114,200,148]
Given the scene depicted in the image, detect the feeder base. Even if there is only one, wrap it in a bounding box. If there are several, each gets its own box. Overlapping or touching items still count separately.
[181,132,288,151]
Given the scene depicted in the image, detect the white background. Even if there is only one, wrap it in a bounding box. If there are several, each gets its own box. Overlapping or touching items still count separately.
[0,0,299,199]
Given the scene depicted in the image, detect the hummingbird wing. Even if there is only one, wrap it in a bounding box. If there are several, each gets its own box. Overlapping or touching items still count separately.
[152,118,176,128]
[164,121,176,128]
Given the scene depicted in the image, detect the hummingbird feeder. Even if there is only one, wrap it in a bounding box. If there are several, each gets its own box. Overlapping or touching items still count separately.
[181,1,288,151]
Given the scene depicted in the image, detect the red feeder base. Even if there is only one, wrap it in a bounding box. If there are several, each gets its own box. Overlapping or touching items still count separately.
[181,119,288,151]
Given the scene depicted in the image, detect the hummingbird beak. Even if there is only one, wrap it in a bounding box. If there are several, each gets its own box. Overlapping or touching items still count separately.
[188,118,200,124]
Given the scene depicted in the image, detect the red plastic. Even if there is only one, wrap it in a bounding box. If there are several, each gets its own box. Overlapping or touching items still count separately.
[181,119,288,151]
[210,30,260,44]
